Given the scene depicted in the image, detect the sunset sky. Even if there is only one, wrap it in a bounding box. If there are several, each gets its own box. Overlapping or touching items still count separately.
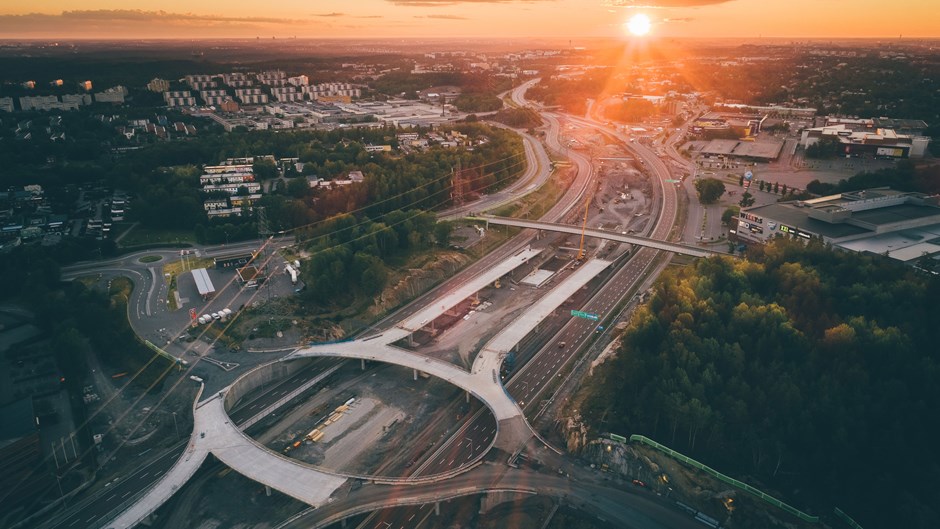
[0,0,937,40]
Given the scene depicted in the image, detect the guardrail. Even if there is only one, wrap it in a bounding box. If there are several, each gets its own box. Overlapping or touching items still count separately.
[627,434,820,524]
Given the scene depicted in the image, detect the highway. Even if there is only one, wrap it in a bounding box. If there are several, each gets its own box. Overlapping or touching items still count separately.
[54,75,690,529]
[437,126,553,220]
[283,460,706,529]
[333,78,684,529]
[46,95,567,529]
[42,359,336,529]
[477,216,720,258]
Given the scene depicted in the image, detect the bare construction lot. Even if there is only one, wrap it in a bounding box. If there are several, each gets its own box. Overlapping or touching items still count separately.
[259,363,485,477]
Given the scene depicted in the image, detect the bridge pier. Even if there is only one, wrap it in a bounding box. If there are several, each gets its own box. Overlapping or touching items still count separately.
[265,485,272,497]
[435,501,440,516]
[361,358,366,371]
[466,390,470,403]
[341,518,347,528]
[413,368,418,381]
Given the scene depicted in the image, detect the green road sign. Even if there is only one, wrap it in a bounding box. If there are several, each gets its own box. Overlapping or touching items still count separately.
[571,310,600,321]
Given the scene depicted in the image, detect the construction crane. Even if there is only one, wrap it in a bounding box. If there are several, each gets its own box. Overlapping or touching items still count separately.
[576,173,599,261]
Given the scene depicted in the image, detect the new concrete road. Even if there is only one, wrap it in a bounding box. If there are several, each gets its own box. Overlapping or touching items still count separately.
[286,460,706,529]
[64,78,687,529]
[437,127,553,220]
[341,77,683,529]
[49,109,568,529]
[42,359,335,529]
[44,443,186,529]
[478,217,720,258]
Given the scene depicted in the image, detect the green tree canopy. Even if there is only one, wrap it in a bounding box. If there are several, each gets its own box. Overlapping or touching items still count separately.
[694,177,726,204]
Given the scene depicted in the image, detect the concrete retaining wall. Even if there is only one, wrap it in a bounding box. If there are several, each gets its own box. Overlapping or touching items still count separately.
[224,357,315,412]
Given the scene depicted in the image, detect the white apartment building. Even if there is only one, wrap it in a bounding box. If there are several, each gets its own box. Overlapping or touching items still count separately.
[201,182,262,195]
[94,86,127,104]
[164,90,196,107]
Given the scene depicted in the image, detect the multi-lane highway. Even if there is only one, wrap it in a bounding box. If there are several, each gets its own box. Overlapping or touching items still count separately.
[334,78,685,529]
[44,96,565,529]
[41,359,336,529]
[50,73,695,529]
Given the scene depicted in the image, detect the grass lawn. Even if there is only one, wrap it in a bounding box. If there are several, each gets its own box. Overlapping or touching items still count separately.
[118,226,194,247]
[492,171,568,219]
[138,255,163,263]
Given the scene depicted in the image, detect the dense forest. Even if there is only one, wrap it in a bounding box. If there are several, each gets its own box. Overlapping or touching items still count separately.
[581,239,940,528]
[490,107,543,129]
[526,71,613,115]
[295,210,450,307]
[368,70,510,111]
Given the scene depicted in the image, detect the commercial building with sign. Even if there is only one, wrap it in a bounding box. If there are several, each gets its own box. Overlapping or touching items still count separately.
[800,124,930,158]
[734,188,940,262]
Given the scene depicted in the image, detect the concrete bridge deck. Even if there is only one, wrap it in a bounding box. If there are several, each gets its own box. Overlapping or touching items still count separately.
[106,253,615,529]
[399,247,541,332]
[472,258,612,376]
[475,216,721,258]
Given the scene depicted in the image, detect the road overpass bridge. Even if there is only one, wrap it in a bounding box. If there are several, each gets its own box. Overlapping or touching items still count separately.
[292,257,614,454]
[473,216,723,258]
[398,247,540,333]
[280,464,704,529]
[105,251,615,528]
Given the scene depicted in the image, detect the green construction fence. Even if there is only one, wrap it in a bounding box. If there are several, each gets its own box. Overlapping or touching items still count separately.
[626,434,820,524]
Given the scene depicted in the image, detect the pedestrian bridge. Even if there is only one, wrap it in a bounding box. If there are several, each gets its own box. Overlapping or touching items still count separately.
[472,216,722,258]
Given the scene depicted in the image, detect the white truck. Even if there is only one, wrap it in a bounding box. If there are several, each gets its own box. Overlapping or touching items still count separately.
[285,264,299,285]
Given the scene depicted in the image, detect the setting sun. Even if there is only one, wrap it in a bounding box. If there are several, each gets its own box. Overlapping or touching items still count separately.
[626,13,652,36]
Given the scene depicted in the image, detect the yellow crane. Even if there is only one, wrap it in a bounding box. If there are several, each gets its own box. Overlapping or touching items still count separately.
[577,176,599,261]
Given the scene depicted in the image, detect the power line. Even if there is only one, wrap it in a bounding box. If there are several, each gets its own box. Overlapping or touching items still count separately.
[4,145,532,510]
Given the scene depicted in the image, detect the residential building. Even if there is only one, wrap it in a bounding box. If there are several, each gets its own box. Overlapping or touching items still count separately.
[185,75,216,90]
[147,78,170,93]
[0,97,13,112]
[234,88,269,105]
[200,171,255,185]
[220,98,240,112]
[19,95,81,112]
[270,87,304,102]
[94,86,127,104]
[256,70,287,86]
[200,89,230,106]
[164,90,196,108]
[221,72,252,88]
[61,94,92,107]
[201,182,262,195]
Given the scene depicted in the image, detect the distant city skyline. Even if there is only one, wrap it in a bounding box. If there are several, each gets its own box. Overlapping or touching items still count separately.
[0,0,937,40]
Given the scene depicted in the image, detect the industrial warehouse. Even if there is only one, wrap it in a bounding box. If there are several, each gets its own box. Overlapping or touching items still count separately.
[735,188,940,263]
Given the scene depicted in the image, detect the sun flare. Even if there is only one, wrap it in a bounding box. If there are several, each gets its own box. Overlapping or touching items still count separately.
[626,13,652,36]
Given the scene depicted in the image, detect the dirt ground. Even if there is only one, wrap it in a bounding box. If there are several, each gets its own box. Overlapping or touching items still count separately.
[263,363,476,477]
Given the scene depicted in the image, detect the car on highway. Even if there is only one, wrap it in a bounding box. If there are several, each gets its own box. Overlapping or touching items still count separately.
[632,479,647,487]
